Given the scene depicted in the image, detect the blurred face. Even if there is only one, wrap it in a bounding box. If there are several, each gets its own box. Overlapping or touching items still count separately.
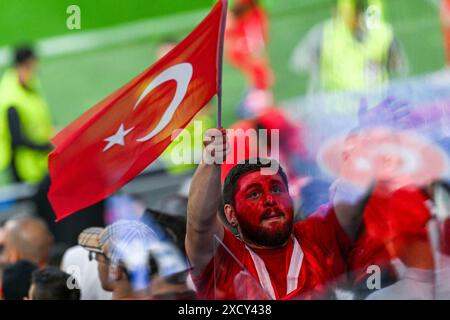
[17,58,37,87]
[338,3,362,31]
[94,253,114,292]
[230,171,294,247]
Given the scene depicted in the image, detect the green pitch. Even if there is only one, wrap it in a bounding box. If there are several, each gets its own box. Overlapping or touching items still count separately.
[0,0,445,128]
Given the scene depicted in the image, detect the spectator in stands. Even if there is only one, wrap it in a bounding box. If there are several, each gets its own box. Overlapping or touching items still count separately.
[61,245,112,300]
[1,260,37,300]
[78,220,158,300]
[27,267,80,300]
[1,215,53,268]
[0,46,53,185]
[142,203,197,299]
[79,218,194,300]
[290,0,407,94]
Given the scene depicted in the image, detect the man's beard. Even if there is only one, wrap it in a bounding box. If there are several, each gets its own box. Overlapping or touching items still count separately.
[237,212,293,247]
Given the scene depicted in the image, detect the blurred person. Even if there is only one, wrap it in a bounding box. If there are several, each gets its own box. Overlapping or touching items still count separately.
[363,186,436,299]
[142,210,196,299]
[225,0,274,118]
[346,181,450,300]
[79,220,189,300]
[290,0,407,94]
[1,215,53,268]
[78,221,156,300]
[27,267,80,300]
[329,97,450,298]
[0,47,104,247]
[142,196,198,299]
[1,260,37,300]
[0,45,96,249]
[0,46,53,185]
[186,128,370,300]
[80,218,195,300]
[61,245,112,300]
[0,46,95,248]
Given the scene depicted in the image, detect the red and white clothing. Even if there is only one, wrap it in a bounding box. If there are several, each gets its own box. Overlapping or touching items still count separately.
[192,207,351,300]
[347,185,433,285]
[225,5,273,89]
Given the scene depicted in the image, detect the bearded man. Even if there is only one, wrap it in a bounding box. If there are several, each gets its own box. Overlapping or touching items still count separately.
[186,128,368,299]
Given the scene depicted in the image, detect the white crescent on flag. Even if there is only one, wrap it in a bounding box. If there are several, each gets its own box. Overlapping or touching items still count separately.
[133,62,193,142]
[102,63,193,152]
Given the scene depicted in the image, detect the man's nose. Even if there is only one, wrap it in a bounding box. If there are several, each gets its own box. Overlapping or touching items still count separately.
[264,194,275,206]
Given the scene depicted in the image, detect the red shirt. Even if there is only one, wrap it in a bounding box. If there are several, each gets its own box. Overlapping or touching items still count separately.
[348,186,432,285]
[225,6,273,89]
[192,207,351,300]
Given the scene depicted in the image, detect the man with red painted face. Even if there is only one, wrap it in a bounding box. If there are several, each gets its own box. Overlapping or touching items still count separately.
[186,128,367,300]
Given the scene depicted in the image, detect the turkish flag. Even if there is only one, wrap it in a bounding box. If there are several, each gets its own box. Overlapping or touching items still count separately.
[48,1,227,220]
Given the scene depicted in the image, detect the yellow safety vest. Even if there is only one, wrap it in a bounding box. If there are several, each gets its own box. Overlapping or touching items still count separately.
[320,18,393,92]
[0,69,53,184]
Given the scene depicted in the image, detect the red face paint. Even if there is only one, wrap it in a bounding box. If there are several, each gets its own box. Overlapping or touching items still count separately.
[233,171,294,247]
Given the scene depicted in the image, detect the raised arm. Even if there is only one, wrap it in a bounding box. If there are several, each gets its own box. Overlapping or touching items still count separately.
[333,97,410,241]
[186,128,227,275]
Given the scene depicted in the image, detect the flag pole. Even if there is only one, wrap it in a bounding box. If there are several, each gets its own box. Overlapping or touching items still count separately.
[217,0,228,128]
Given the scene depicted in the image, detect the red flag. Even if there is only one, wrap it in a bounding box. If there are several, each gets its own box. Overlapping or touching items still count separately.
[48,1,228,220]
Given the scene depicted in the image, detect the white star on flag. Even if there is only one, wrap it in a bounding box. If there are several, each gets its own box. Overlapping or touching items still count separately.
[103,124,134,152]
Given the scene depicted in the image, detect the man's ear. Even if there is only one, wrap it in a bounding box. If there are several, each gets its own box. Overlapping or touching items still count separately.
[224,204,238,227]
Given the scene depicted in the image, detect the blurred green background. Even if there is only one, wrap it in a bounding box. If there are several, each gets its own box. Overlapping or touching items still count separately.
[0,0,445,128]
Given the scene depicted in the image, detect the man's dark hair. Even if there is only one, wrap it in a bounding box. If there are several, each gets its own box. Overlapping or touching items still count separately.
[14,46,36,66]
[232,0,259,17]
[2,260,38,300]
[335,0,368,14]
[31,267,80,300]
[220,158,288,231]
[355,0,368,13]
